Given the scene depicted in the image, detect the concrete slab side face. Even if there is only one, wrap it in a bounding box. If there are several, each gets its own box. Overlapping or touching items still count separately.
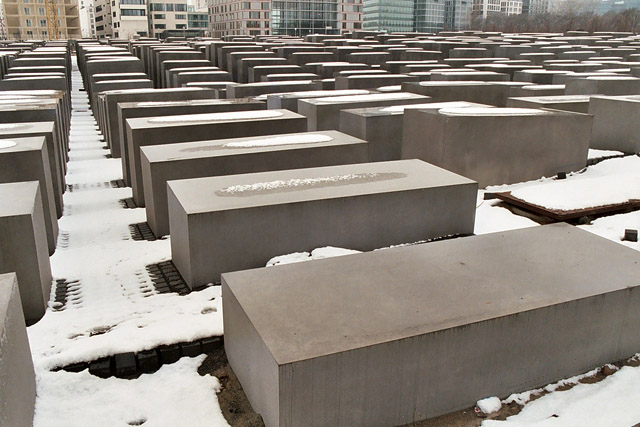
[0,273,36,427]
[589,95,640,153]
[401,108,591,187]
[169,159,477,287]
[222,224,640,426]
[141,130,369,237]
[0,182,52,323]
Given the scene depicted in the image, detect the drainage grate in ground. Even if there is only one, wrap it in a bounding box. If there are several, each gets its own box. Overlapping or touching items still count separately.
[51,279,81,312]
[129,222,156,241]
[67,181,126,192]
[119,198,137,209]
[59,336,224,379]
[145,261,190,295]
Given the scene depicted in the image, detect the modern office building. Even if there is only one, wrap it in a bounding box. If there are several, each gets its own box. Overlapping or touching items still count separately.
[208,0,361,37]
[472,0,501,18]
[522,0,548,14]
[443,0,471,30]
[595,0,640,14]
[148,0,189,38]
[361,0,414,32]
[501,0,522,14]
[1,0,82,39]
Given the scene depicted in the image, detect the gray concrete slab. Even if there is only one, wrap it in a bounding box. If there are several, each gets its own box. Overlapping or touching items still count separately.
[127,109,307,206]
[565,76,640,95]
[298,92,431,131]
[334,74,419,90]
[249,65,303,83]
[0,136,58,254]
[0,273,36,426]
[506,94,592,113]
[222,223,640,427]
[237,57,288,83]
[507,84,566,98]
[340,102,492,162]
[0,121,63,217]
[169,159,477,287]
[266,90,371,113]
[402,81,529,107]
[141,130,369,237]
[402,106,591,187]
[589,95,640,153]
[0,182,52,323]
[227,81,317,99]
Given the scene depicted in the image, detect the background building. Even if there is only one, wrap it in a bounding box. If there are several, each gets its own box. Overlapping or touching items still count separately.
[94,0,147,38]
[361,0,414,32]
[79,0,96,37]
[1,0,82,39]
[361,0,469,33]
[521,0,548,14]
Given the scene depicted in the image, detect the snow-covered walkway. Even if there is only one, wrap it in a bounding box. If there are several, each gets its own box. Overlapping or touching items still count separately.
[28,57,229,427]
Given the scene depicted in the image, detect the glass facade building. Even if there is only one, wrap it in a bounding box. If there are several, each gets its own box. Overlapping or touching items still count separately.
[271,0,339,35]
[362,0,414,32]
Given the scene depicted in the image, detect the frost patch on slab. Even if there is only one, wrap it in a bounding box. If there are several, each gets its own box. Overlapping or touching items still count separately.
[223,133,333,148]
[33,356,229,427]
[0,140,18,149]
[376,85,401,92]
[148,110,283,124]
[314,92,416,103]
[477,397,501,414]
[266,246,362,266]
[380,101,483,112]
[483,363,640,427]
[216,172,404,196]
[282,89,369,97]
[0,123,30,131]
[440,107,548,116]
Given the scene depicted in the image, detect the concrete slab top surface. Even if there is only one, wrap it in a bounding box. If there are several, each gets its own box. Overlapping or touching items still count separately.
[0,181,39,217]
[591,94,640,102]
[121,98,262,109]
[0,136,46,153]
[304,92,426,105]
[222,223,640,365]
[0,122,54,134]
[509,95,594,103]
[141,130,366,162]
[345,101,490,116]
[128,109,302,130]
[168,159,475,213]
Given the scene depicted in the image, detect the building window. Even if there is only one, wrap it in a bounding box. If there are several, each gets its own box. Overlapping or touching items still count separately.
[38,7,45,14]
[24,7,30,14]
[121,8,145,15]
[40,19,47,26]
[153,13,165,18]
[121,0,145,4]
[113,11,116,16]
[26,30,34,37]
[174,3,186,11]
[176,23,186,28]
[154,23,166,28]
[114,31,119,37]
[150,3,164,10]
[95,5,102,12]
[175,13,186,18]
[166,3,173,10]
[96,24,104,30]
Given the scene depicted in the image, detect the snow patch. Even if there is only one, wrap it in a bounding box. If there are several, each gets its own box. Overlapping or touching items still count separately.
[587,148,624,160]
[148,110,284,124]
[477,397,502,414]
[313,92,416,103]
[0,140,18,149]
[380,101,485,112]
[439,107,548,116]
[223,133,333,148]
[376,85,401,92]
[266,246,362,266]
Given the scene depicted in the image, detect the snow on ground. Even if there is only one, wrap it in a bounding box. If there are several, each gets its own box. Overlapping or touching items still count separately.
[487,156,640,211]
[578,210,640,251]
[33,355,229,427]
[267,246,362,266]
[483,361,640,427]
[474,195,539,235]
[30,60,227,427]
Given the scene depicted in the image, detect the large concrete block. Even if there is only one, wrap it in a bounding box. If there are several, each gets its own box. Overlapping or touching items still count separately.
[298,92,431,131]
[507,84,566,98]
[141,130,369,237]
[565,76,640,95]
[0,136,58,254]
[237,57,288,83]
[589,95,640,153]
[226,81,317,98]
[0,182,52,323]
[222,223,640,427]
[266,89,371,113]
[249,65,303,83]
[340,101,492,162]
[334,74,419,90]
[402,107,591,187]
[169,159,477,287]
[0,273,36,427]
[0,121,64,216]
[506,94,591,113]
[126,109,307,206]
[402,81,528,107]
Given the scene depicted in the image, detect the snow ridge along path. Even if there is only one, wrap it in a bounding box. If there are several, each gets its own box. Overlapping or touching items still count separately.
[29,57,228,427]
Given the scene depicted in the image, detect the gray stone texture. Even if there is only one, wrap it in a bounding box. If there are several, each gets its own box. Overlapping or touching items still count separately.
[588,95,640,153]
[0,182,52,323]
[168,159,477,287]
[222,223,640,427]
[0,273,36,427]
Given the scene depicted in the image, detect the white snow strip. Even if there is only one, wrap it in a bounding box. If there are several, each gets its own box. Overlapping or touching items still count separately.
[223,133,333,148]
[266,246,362,266]
[148,110,284,124]
[484,363,640,427]
[380,101,485,112]
[578,210,640,251]
[280,89,369,97]
[376,85,401,92]
[313,92,416,103]
[474,197,539,235]
[0,140,18,149]
[587,148,624,160]
[439,107,549,116]
[0,123,31,130]
[217,172,382,195]
[33,356,229,427]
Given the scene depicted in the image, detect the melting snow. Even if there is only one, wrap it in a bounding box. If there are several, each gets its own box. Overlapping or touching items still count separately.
[148,110,283,124]
[440,107,549,116]
[223,133,333,148]
[313,92,416,103]
[0,140,18,149]
[266,246,362,266]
